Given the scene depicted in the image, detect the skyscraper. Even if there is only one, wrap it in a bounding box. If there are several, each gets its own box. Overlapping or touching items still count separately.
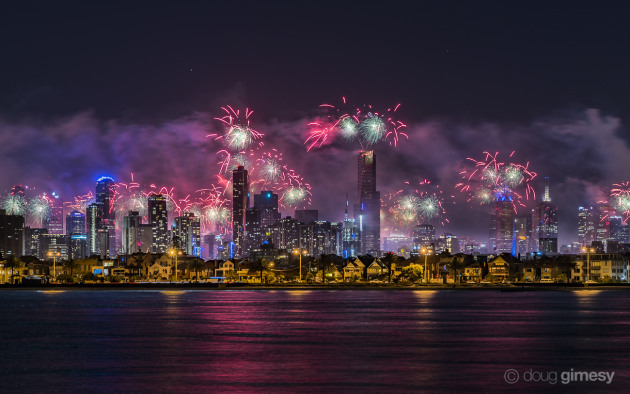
[174,212,201,256]
[122,211,141,255]
[342,198,360,258]
[412,224,435,252]
[578,206,596,246]
[356,151,380,255]
[491,196,515,254]
[66,210,86,236]
[86,203,101,256]
[66,210,87,259]
[514,214,532,255]
[232,166,249,257]
[534,178,558,254]
[95,177,116,257]
[148,194,168,253]
[45,192,64,234]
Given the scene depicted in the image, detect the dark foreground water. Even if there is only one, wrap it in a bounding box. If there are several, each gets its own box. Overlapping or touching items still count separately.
[0,289,628,393]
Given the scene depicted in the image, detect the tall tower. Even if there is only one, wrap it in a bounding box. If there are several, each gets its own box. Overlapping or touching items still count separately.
[534,177,558,254]
[67,210,87,260]
[86,203,101,256]
[578,206,595,246]
[122,211,141,255]
[45,192,64,234]
[95,177,116,257]
[148,194,168,253]
[232,166,249,257]
[492,196,515,254]
[356,151,380,255]
[174,212,201,256]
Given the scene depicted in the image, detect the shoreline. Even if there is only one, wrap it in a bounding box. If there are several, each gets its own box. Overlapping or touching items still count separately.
[2,283,630,291]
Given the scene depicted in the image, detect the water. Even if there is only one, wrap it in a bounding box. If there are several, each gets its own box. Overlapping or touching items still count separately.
[0,289,628,393]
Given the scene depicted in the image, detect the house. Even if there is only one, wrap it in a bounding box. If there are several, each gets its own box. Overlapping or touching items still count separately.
[343,258,365,281]
[366,260,387,279]
[486,254,517,282]
[464,261,484,283]
[215,260,236,277]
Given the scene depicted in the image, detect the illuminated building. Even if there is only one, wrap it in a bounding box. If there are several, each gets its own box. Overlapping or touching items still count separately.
[66,210,86,260]
[491,196,515,255]
[578,206,596,246]
[437,233,460,254]
[514,214,532,255]
[137,224,153,253]
[356,151,380,255]
[533,178,558,254]
[232,166,249,257]
[122,211,141,255]
[246,191,280,254]
[342,199,360,258]
[148,193,168,253]
[45,192,64,234]
[383,233,412,256]
[95,177,116,257]
[255,191,280,227]
[86,203,101,256]
[24,227,47,259]
[174,212,201,256]
[412,224,435,252]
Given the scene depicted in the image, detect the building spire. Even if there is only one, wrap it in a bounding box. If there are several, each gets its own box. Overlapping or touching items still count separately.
[543,177,551,202]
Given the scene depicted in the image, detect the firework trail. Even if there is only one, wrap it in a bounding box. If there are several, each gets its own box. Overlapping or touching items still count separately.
[280,170,312,209]
[305,97,408,151]
[65,191,95,214]
[455,151,537,212]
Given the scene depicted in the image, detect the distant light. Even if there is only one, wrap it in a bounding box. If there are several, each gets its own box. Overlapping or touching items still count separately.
[97,176,115,182]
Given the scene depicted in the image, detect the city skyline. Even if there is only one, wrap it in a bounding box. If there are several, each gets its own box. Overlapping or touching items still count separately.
[1,3,630,246]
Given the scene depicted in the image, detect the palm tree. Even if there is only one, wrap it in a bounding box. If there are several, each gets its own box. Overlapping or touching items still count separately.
[448,256,465,284]
[4,256,22,284]
[188,259,205,282]
[248,259,269,284]
[315,254,341,283]
[63,259,80,280]
[380,252,400,283]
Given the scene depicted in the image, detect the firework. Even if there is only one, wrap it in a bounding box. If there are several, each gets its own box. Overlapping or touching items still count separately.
[210,106,263,151]
[610,181,630,222]
[2,194,27,215]
[27,194,51,227]
[66,191,95,213]
[305,97,408,151]
[456,151,537,212]
[384,179,450,233]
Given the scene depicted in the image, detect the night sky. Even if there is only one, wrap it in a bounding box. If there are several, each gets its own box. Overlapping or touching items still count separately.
[1,2,630,245]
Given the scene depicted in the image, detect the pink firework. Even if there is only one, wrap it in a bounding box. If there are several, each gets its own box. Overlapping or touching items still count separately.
[305,97,408,151]
[456,151,537,212]
[209,106,264,151]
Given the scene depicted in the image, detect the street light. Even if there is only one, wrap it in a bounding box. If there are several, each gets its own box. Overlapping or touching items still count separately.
[581,247,595,283]
[47,251,61,282]
[293,248,307,282]
[421,247,431,284]
[169,249,183,282]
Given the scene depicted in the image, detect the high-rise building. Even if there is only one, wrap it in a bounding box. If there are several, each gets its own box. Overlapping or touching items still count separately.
[342,199,360,259]
[0,210,24,257]
[45,192,64,234]
[578,206,596,246]
[356,151,380,255]
[491,196,515,254]
[66,210,86,236]
[174,212,201,256]
[122,211,141,255]
[86,203,101,256]
[534,179,558,254]
[137,224,154,253]
[148,194,168,253]
[294,209,318,224]
[232,166,249,257]
[254,191,280,227]
[95,177,116,257]
[24,227,48,259]
[412,224,435,252]
[514,214,532,255]
[437,233,460,254]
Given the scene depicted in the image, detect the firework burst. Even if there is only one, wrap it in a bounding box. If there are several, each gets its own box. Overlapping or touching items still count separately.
[210,106,263,151]
[383,179,450,233]
[456,151,537,212]
[610,181,630,222]
[305,97,408,151]
[2,194,27,215]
